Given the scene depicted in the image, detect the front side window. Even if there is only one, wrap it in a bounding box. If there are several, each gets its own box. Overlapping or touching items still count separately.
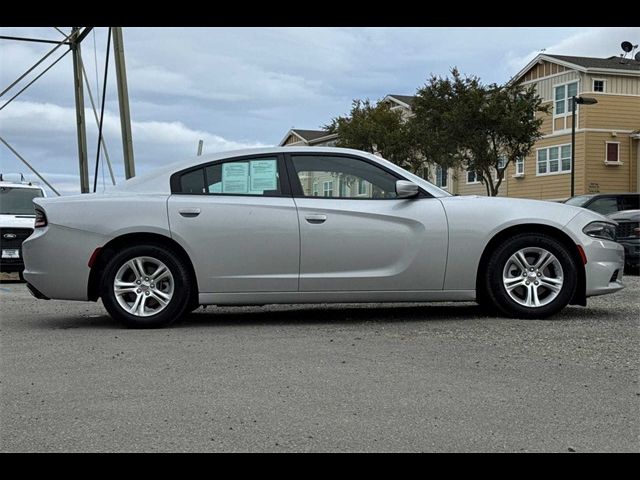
[177,157,282,195]
[291,155,399,199]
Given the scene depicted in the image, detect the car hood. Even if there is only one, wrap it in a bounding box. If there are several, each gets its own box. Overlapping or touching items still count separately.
[439,195,611,226]
[0,214,36,229]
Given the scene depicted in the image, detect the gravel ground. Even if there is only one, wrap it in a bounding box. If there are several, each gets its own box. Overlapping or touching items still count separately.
[0,273,638,452]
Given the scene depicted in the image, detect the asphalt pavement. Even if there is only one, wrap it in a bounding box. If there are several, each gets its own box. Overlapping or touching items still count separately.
[1,274,638,452]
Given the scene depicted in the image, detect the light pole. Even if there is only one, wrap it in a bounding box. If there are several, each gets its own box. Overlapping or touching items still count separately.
[571,95,598,197]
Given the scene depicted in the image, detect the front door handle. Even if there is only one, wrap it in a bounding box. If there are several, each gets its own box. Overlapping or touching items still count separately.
[305,214,327,224]
[179,208,201,218]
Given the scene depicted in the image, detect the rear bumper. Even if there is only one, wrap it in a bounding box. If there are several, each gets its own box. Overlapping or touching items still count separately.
[22,224,105,301]
[26,282,49,300]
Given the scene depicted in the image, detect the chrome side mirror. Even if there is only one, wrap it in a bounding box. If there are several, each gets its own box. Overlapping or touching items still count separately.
[396,180,419,199]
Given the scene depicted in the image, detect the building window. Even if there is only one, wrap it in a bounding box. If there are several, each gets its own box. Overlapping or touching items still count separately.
[435,166,448,188]
[554,81,578,117]
[515,157,524,176]
[537,145,571,175]
[312,182,318,196]
[496,156,507,180]
[593,79,604,92]
[323,181,333,197]
[339,179,348,197]
[606,142,620,163]
[467,169,480,184]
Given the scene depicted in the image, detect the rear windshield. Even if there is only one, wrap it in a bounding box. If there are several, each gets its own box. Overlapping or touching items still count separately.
[0,187,44,215]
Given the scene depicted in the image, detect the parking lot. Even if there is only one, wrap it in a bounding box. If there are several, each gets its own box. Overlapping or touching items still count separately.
[1,273,638,452]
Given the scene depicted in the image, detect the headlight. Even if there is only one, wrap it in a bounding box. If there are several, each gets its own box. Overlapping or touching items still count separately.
[582,221,616,241]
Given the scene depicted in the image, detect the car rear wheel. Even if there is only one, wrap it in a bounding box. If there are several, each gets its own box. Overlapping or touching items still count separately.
[484,233,578,319]
[100,244,192,328]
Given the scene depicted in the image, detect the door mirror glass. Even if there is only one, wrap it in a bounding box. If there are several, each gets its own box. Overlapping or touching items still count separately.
[396,180,419,199]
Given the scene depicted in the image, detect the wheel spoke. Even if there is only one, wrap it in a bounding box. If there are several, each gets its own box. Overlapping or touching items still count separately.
[150,265,167,280]
[114,281,137,295]
[531,285,541,307]
[151,292,169,307]
[128,293,143,314]
[153,289,171,302]
[540,276,562,291]
[136,295,147,316]
[503,276,524,291]
[534,251,551,270]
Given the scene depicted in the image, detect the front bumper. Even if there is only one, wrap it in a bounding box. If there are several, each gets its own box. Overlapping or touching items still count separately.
[617,239,639,267]
[582,238,625,297]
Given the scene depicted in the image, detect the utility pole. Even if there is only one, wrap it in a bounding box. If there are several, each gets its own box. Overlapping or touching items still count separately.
[71,27,90,193]
[197,139,204,156]
[112,27,135,179]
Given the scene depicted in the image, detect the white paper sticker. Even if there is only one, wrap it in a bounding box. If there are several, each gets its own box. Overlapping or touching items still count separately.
[222,162,249,193]
[249,159,277,193]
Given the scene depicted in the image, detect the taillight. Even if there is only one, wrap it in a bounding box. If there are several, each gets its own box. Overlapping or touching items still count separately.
[34,208,47,228]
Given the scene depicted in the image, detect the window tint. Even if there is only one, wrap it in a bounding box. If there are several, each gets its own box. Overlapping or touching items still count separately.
[179,169,205,194]
[621,195,639,211]
[291,155,399,199]
[588,197,619,215]
[178,157,281,195]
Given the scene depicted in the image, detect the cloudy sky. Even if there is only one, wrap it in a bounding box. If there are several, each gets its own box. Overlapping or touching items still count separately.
[0,26,638,194]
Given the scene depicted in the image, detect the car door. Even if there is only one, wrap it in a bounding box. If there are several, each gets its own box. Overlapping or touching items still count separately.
[167,154,300,293]
[286,153,448,292]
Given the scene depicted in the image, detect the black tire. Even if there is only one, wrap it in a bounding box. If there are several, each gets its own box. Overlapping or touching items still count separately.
[18,270,25,282]
[100,244,193,328]
[483,233,578,319]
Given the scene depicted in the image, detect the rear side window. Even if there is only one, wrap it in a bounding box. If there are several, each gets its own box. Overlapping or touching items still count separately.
[176,157,282,196]
[179,169,205,194]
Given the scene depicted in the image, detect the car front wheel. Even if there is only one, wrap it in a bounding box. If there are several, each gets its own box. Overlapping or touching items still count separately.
[100,244,192,328]
[484,233,578,319]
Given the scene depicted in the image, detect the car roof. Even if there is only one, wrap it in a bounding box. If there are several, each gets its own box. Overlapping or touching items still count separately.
[110,146,451,198]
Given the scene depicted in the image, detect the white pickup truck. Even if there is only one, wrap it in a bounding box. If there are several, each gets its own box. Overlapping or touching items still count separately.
[0,174,46,280]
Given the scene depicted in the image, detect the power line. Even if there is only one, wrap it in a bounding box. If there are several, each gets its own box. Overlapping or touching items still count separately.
[0,30,74,98]
[93,27,112,193]
[0,49,71,112]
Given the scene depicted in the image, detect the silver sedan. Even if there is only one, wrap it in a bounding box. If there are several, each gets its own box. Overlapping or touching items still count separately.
[22,147,624,328]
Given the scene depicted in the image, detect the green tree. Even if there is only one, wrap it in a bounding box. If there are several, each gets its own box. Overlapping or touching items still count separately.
[411,69,549,196]
[325,99,424,174]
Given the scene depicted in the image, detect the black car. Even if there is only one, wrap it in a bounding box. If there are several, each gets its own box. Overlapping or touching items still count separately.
[563,193,639,215]
[607,209,639,273]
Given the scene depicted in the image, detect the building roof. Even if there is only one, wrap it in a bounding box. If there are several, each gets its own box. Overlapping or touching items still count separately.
[511,53,640,84]
[290,129,333,142]
[545,54,640,72]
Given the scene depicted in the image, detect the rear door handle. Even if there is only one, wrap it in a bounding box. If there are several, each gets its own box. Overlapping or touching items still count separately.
[305,214,327,224]
[179,208,201,218]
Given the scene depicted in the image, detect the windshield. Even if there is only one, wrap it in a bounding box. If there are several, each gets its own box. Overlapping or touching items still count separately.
[0,187,43,215]
[563,195,592,207]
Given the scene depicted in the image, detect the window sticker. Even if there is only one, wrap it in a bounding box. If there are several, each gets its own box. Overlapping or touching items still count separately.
[249,159,277,193]
[222,162,249,193]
